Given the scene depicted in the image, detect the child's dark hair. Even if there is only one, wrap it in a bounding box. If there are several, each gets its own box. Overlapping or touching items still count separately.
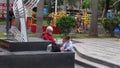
[64,36,71,40]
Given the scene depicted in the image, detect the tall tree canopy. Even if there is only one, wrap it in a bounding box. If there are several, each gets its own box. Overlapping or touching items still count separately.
[82,0,92,8]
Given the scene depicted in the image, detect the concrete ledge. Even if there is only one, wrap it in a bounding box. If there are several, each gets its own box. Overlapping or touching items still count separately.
[0,39,51,51]
[0,51,74,68]
[0,39,75,68]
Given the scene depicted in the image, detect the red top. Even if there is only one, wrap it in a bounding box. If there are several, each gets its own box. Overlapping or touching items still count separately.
[42,32,56,44]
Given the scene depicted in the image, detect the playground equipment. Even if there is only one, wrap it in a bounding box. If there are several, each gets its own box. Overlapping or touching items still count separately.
[75,9,91,33]
[11,0,39,42]
[48,9,91,33]
[75,13,82,32]
[48,11,66,26]
[0,0,13,19]
[114,23,120,34]
[12,0,28,42]
[81,9,91,30]
[114,23,120,40]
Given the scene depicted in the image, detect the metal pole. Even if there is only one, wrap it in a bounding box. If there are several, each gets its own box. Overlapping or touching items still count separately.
[81,0,82,9]
[6,0,10,37]
[53,0,57,25]
[55,0,57,14]
[63,0,66,11]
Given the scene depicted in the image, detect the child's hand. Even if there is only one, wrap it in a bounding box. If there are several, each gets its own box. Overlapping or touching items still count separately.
[60,47,64,51]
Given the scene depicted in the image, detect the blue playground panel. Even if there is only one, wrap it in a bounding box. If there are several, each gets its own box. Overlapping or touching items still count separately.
[114,23,120,34]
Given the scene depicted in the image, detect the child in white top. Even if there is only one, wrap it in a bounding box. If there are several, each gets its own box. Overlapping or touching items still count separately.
[60,36,74,52]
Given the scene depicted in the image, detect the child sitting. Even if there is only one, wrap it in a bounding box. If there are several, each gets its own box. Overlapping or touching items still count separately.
[60,36,74,52]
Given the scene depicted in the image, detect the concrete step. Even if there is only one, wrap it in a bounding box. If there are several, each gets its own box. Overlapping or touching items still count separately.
[75,63,85,68]
[75,51,109,68]
[74,45,120,68]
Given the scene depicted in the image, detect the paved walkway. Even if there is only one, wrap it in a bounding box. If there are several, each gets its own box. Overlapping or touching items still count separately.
[72,38,120,67]
[0,25,6,32]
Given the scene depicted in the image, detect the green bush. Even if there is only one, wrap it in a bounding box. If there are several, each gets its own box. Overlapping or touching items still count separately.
[102,17,118,37]
[56,16,77,36]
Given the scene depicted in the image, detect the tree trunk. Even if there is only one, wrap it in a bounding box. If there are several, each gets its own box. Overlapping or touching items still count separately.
[48,0,52,13]
[36,0,44,38]
[102,0,110,18]
[109,29,115,37]
[110,32,115,37]
[89,0,98,37]
[63,0,67,11]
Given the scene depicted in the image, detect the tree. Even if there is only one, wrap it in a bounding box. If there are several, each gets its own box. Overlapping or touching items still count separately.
[56,16,77,36]
[82,0,92,9]
[113,0,120,11]
[89,0,99,37]
[36,0,44,38]
[102,18,118,37]
[98,0,105,11]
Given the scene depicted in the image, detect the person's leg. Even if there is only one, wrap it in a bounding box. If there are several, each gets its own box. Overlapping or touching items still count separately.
[52,44,60,52]
[9,17,12,29]
[10,20,12,29]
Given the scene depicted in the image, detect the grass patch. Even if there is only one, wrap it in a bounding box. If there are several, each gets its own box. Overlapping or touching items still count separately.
[0,32,5,37]
[53,34,90,38]
[53,34,120,38]
[0,20,49,25]
[0,32,120,39]
[0,20,6,25]
[42,20,49,26]
[28,34,36,37]
[53,34,64,38]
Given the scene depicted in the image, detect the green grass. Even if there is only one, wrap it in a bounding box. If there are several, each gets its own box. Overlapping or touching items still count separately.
[0,33,5,37]
[53,34,89,38]
[0,32,120,39]
[42,20,49,26]
[53,34,120,38]
[0,20,6,25]
[28,34,36,37]
[53,34,64,38]
[0,20,49,25]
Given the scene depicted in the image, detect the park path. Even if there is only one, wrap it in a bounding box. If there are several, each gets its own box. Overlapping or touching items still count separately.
[72,38,120,68]
[0,25,6,32]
